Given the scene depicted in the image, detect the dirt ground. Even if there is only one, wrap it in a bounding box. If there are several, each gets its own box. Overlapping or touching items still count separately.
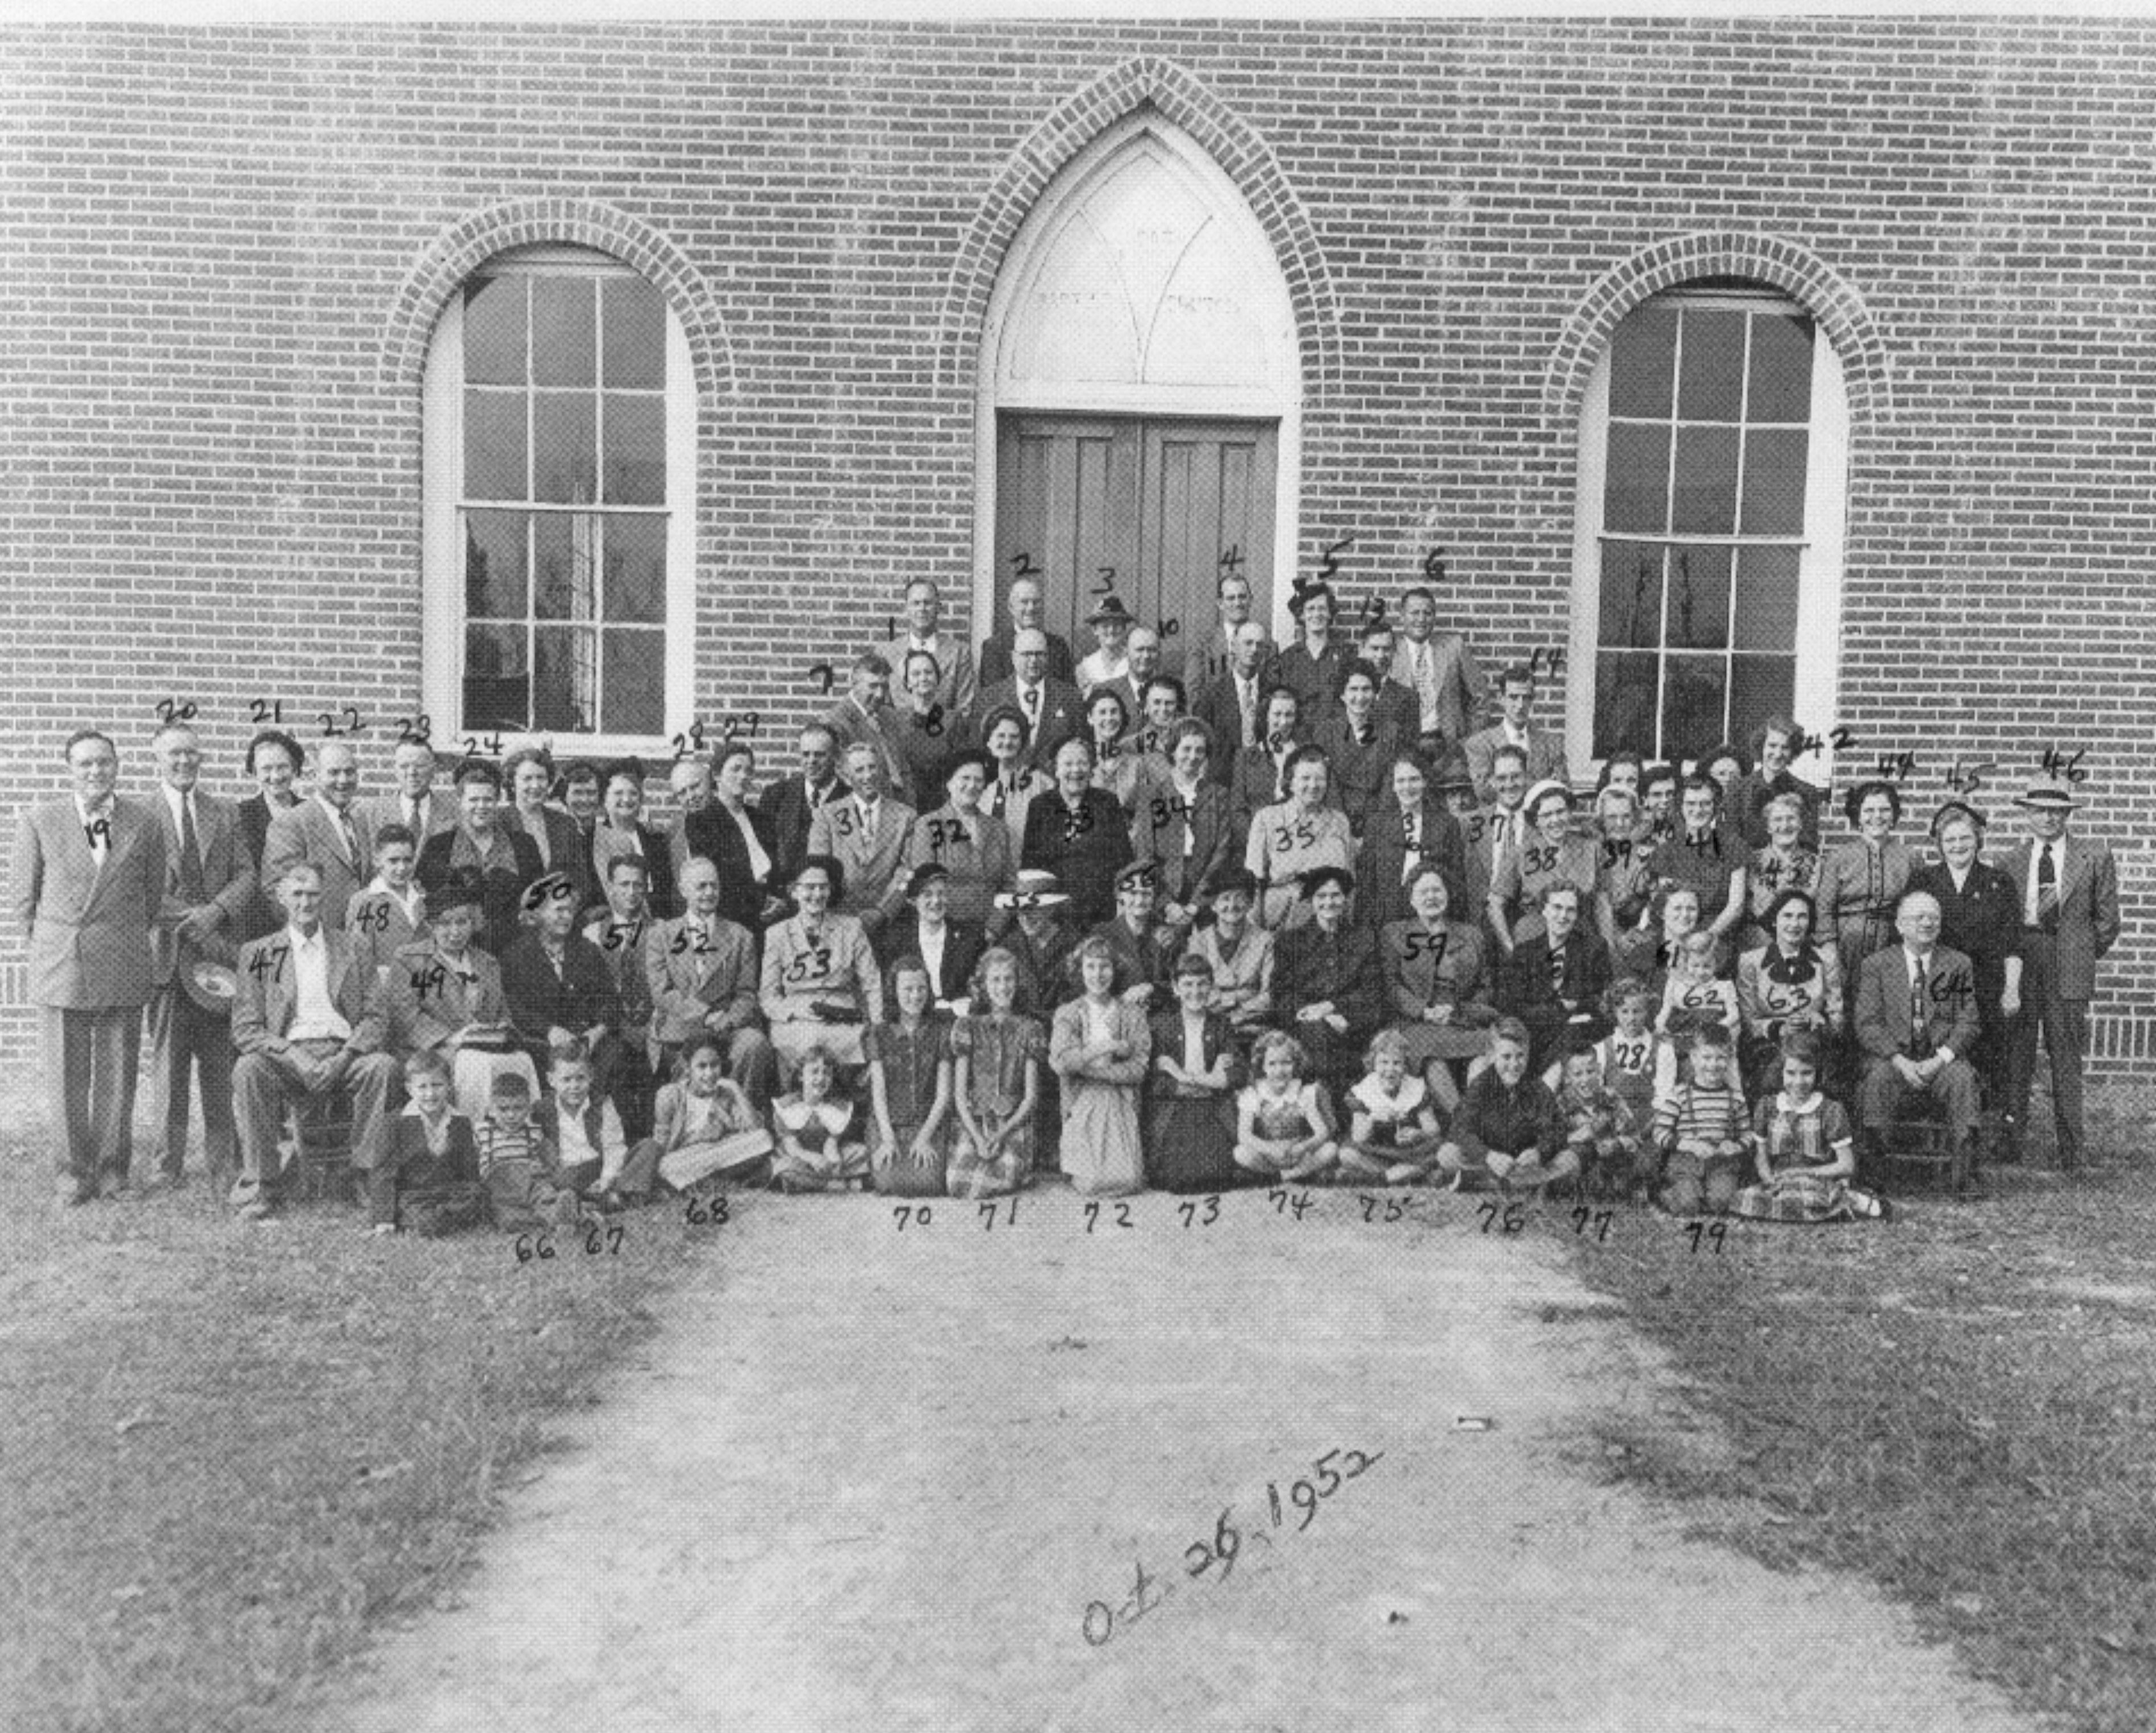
[311,1184,2034,1733]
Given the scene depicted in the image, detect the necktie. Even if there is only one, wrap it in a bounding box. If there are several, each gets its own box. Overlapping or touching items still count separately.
[179,794,205,902]
[1910,957,1931,1053]
[2036,843,2060,930]
[1240,680,1257,747]
[1023,687,1040,734]
[408,797,425,835]
[1548,942,1566,995]
[808,780,825,810]
[340,812,360,868]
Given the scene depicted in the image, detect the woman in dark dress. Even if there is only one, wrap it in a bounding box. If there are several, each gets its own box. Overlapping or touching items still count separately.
[1021,737,1132,930]
[1907,800,2023,1089]
[1146,953,1245,1193]
[236,727,306,940]
[683,741,783,934]
[1274,866,1383,1095]
[1360,754,1468,937]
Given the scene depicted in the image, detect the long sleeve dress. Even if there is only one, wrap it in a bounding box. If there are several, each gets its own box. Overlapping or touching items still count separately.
[1049,995,1150,1196]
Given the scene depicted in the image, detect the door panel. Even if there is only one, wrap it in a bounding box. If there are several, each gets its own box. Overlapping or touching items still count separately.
[1141,420,1276,663]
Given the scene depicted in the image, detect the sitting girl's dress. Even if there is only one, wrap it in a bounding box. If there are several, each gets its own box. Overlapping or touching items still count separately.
[947,1011,1046,1199]
[1347,1071,1431,1164]
[770,1091,870,1192]
[866,1015,953,1197]
[1240,1076,1329,1176]
[639,1077,774,1192]
[1733,1090,1887,1223]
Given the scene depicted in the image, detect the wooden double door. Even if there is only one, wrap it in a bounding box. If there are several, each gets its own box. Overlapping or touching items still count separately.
[993,412,1279,665]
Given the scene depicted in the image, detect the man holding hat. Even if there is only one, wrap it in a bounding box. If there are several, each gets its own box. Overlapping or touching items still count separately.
[2001,774,2118,1167]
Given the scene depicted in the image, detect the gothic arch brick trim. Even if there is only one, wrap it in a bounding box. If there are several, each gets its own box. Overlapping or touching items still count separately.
[1544,232,1893,431]
[937,57,1342,401]
[383,199,737,403]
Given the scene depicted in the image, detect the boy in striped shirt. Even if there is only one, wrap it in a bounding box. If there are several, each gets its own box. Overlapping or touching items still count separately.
[1651,1024,1753,1215]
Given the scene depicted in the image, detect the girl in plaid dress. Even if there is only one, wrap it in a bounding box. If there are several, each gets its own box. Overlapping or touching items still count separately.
[1733,1029,1888,1222]
[948,948,1044,1198]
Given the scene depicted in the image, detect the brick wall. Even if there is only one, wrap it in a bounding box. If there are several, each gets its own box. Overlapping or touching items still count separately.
[4,18,2151,1081]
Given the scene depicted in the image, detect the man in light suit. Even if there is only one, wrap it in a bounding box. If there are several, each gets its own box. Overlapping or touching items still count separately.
[230,862,398,1220]
[144,723,253,1188]
[1391,586,1486,757]
[2001,776,2121,1168]
[807,743,918,939]
[972,629,1085,772]
[1462,663,1571,805]
[820,652,908,796]
[10,729,167,1203]
[897,577,978,721]
[360,739,458,843]
[1855,888,1983,1163]
[261,739,371,930]
[645,855,778,1105]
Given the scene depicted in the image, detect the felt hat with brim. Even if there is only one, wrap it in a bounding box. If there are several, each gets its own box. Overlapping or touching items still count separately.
[2014,777,2081,812]
[903,862,951,899]
[994,869,1069,910]
[183,958,239,1015]
[1086,593,1137,627]
[1299,865,1356,899]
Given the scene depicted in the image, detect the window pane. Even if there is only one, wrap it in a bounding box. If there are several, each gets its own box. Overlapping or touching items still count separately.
[531,276,596,388]
[534,624,597,733]
[1608,305,1677,420]
[1665,546,1732,650]
[1595,650,1659,760]
[463,277,526,387]
[464,391,527,501]
[1747,313,1814,423]
[464,623,530,732]
[533,512,598,622]
[1661,655,1728,759]
[1741,429,1810,535]
[1599,543,1664,648]
[602,628,667,735]
[602,395,666,505]
[1604,424,1671,533]
[1733,545,1802,651]
[1676,309,1746,423]
[604,515,666,623]
[1670,425,1738,535]
[462,510,527,618]
[533,392,597,503]
[603,277,666,390]
[1729,654,1796,749]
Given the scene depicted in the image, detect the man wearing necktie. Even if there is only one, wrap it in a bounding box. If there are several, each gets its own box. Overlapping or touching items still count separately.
[1390,585,1486,758]
[144,724,251,1189]
[970,628,1083,772]
[261,739,372,930]
[1191,621,1271,787]
[2002,776,2119,1168]
[361,741,456,845]
[1855,888,1982,1172]
[11,729,167,1203]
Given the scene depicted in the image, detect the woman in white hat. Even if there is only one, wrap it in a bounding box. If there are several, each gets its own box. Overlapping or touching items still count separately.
[1488,779,1613,956]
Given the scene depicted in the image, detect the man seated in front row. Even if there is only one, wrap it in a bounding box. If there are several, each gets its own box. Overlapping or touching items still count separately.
[230,862,400,1222]
[1854,888,1983,1169]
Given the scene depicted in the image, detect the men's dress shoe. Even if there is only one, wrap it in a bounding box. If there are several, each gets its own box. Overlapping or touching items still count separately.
[105,1180,140,1202]
[59,1181,97,1207]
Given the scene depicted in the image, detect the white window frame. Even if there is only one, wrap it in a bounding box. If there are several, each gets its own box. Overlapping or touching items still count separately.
[423,245,696,756]
[1566,286,1849,782]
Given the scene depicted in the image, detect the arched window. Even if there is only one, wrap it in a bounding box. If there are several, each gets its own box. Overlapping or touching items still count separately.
[422,245,695,748]
[1566,282,1849,772]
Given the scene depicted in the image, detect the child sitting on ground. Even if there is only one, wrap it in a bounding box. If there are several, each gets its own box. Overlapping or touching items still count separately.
[947,946,1045,1200]
[1732,1028,1889,1223]
[771,1045,872,1192]
[1339,1027,1447,1186]
[1652,1023,1753,1216]
[1551,979,1675,1126]
[1439,1016,1571,1196]
[476,1071,589,1234]
[1233,1030,1339,1183]
[1554,1041,1649,1201]
[534,1038,647,1208]
[630,1032,774,1193]
[364,1049,485,1236]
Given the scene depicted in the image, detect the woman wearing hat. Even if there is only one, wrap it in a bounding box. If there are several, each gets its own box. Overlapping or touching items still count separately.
[1180,865,1275,1036]
[1358,754,1469,937]
[1274,865,1382,1093]
[993,870,1080,1021]
[899,748,1013,932]
[1813,779,1914,986]
[1382,863,1496,1111]
[976,705,1052,859]
[1088,860,1180,1010]
[874,862,984,1014]
[382,869,535,1119]
[1075,592,1136,696]
[1244,745,1353,932]
[1908,800,2023,1091]
[1488,779,1613,956]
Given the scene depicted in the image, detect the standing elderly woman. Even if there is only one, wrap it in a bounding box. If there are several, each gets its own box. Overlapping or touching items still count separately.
[1245,746,1354,932]
[683,741,783,934]
[1814,779,1914,986]
[1735,887,1844,1098]
[898,748,1013,932]
[1049,934,1151,1196]
[1745,791,1821,949]
[977,705,1051,858]
[1382,865,1496,1111]
[1908,800,2024,1088]
[1021,737,1132,930]
[1489,780,1613,956]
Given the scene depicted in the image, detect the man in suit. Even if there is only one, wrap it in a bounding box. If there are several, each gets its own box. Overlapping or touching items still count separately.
[11,729,167,1203]
[1182,569,1278,692]
[1192,621,1271,788]
[1461,744,1530,935]
[973,628,1084,771]
[978,573,1077,688]
[664,754,715,891]
[1856,888,1983,1162]
[2001,776,2120,1168]
[361,739,458,843]
[499,871,625,1090]
[582,853,658,1139]
[1391,585,1486,758]
[820,652,908,795]
[897,577,978,721]
[1094,624,1162,722]
[143,723,252,1188]
[1463,664,1571,805]
[757,723,849,892]
[1497,882,1612,1074]
[1354,623,1425,748]
[808,742,918,938]
[229,861,398,1221]
[646,855,778,1106]
[261,739,371,930]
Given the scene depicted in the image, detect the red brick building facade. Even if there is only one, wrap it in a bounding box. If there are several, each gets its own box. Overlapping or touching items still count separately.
[5,19,2150,1097]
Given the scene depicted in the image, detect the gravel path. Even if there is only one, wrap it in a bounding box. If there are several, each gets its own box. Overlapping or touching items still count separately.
[317,1184,2033,1733]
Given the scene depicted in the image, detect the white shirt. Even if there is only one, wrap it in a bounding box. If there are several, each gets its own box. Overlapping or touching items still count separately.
[554,1097,625,1182]
[1181,1013,1208,1075]
[160,783,197,841]
[285,925,354,1043]
[1076,650,1129,693]
[918,921,948,997]
[1401,637,1439,729]
[366,874,424,925]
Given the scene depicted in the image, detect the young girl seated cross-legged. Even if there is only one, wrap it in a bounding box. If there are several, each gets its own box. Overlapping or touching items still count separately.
[1339,1027,1447,1186]
[1233,1029,1339,1184]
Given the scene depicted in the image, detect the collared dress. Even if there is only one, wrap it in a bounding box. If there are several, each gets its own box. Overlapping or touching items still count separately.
[1815,837,1915,986]
[865,1014,953,1197]
[1732,1092,1885,1222]
[1049,994,1149,1196]
[947,1010,1046,1198]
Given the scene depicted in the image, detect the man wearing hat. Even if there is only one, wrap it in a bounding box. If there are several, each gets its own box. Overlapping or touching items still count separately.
[2001,775,2118,1167]
[1076,592,1137,696]
[230,861,399,1221]
[972,628,1085,771]
[875,861,986,1012]
[993,870,1079,1019]
[646,854,777,1108]
[1088,860,1179,1008]
[499,871,625,1086]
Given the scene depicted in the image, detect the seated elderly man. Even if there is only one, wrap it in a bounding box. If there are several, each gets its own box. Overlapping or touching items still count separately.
[1855,887,1984,1169]
[759,854,884,1081]
[230,862,399,1222]
[646,855,779,1106]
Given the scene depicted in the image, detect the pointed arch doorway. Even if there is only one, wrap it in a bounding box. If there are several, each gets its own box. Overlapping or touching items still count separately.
[973,114,1302,668]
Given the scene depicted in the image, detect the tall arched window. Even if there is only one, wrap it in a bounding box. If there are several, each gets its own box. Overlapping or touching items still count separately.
[422,245,696,748]
[1566,281,1849,772]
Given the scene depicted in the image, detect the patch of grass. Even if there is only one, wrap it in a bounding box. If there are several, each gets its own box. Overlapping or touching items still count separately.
[0,1129,706,1733]
[1566,1133,2156,1733]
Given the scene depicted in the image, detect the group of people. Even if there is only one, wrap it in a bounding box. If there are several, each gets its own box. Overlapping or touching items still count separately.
[10,572,2119,1231]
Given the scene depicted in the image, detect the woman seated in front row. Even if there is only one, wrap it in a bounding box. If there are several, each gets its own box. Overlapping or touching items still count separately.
[1381,863,1495,1114]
